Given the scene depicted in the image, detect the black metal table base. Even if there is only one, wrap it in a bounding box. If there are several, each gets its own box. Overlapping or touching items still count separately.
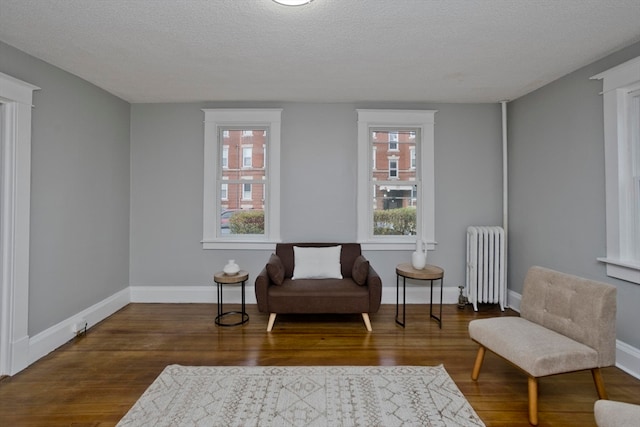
[395,275,443,328]
[215,279,249,327]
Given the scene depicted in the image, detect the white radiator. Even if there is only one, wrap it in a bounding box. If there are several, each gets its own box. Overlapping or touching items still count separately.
[466,226,506,311]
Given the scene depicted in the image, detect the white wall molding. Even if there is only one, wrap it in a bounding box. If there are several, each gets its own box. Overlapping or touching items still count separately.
[507,289,522,312]
[129,284,461,306]
[18,283,640,381]
[130,285,224,303]
[615,339,640,379]
[591,56,640,284]
[27,288,129,369]
[381,285,461,305]
[0,72,40,375]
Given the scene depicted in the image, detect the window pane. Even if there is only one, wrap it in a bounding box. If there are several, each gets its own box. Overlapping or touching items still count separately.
[371,128,419,237]
[219,207,265,235]
[218,127,266,236]
[372,184,417,236]
[220,183,264,210]
[371,130,416,181]
[220,128,266,179]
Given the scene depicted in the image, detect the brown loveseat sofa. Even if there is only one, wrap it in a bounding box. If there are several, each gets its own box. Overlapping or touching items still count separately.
[255,243,382,331]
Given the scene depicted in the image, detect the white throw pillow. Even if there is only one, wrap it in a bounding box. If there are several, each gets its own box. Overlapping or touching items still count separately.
[292,245,343,279]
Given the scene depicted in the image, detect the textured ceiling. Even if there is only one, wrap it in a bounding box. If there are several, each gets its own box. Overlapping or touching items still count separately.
[1,0,639,103]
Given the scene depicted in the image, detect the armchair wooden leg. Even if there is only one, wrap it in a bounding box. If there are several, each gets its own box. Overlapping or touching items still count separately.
[361,313,372,332]
[267,313,277,332]
[471,345,486,381]
[528,376,538,426]
[592,368,608,400]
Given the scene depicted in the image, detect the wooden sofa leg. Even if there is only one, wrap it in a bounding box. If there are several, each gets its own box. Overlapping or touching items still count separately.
[528,376,539,426]
[592,368,608,400]
[471,345,486,381]
[361,313,372,332]
[267,313,277,332]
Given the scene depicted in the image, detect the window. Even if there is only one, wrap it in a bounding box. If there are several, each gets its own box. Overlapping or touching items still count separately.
[202,109,281,249]
[357,109,436,250]
[591,57,640,284]
[389,131,399,151]
[388,158,398,179]
[221,183,228,200]
[242,147,252,168]
[242,182,252,200]
[222,146,229,168]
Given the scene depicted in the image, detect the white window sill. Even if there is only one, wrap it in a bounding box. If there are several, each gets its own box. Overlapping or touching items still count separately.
[597,257,640,284]
[360,240,437,251]
[202,240,279,250]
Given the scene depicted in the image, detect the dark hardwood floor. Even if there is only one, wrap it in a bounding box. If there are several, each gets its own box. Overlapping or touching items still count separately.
[0,303,638,426]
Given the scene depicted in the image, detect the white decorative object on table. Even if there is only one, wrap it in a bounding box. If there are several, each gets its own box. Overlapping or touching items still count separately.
[223,259,240,275]
[411,239,427,270]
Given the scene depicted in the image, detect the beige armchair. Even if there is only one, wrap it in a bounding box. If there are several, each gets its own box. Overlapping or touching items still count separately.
[469,266,617,425]
[594,400,640,427]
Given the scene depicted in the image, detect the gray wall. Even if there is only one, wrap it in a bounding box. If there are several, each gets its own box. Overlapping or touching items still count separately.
[130,102,503,293]
[508,41,640,348]
[4,33,638,351]
[0,41,131,336]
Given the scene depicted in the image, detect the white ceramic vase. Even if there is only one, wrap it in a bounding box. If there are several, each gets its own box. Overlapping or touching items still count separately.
[223,259,240,275]
[411,239,427,270]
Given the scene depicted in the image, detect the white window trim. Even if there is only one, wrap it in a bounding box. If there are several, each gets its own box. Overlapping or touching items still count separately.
[591,56,640,284]
[357,109,437,251]
[0,72,39,375]
[202,109,281,250]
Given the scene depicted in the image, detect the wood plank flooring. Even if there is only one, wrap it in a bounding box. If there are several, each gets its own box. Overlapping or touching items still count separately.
[0,303,638,426]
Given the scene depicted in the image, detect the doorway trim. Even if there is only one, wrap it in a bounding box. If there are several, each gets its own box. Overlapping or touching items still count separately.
[0,72,39,375]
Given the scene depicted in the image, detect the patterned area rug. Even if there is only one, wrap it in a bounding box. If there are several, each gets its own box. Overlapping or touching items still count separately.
[118,365,485,427]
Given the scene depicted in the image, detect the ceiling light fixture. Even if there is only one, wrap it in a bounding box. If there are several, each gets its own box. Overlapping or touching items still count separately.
[272,0,314,6]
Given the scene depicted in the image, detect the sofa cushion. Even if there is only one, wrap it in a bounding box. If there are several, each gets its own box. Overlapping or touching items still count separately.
[275,243,362,278]
[292,245,343,279]
[469,316,599,377]
[520,266,617,367]
[266,253,285,285]
[352,255,369,285]
[267,278,370,313]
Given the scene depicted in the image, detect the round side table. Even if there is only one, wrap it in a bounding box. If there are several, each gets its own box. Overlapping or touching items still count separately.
[395,263,444,328]
[214,270,249,326]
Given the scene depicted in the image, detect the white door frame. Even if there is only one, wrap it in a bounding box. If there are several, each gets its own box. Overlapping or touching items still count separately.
[0,72,39,375]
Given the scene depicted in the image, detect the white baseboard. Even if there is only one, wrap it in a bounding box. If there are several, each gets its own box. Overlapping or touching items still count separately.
[130,285,252,304]
[129,284,462,306]
[9,335,30,375]
[22,284,640,382]
[381,285,461,305]
[615,339,640,379]
[507,289,522,312]
[27,288,130,368]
